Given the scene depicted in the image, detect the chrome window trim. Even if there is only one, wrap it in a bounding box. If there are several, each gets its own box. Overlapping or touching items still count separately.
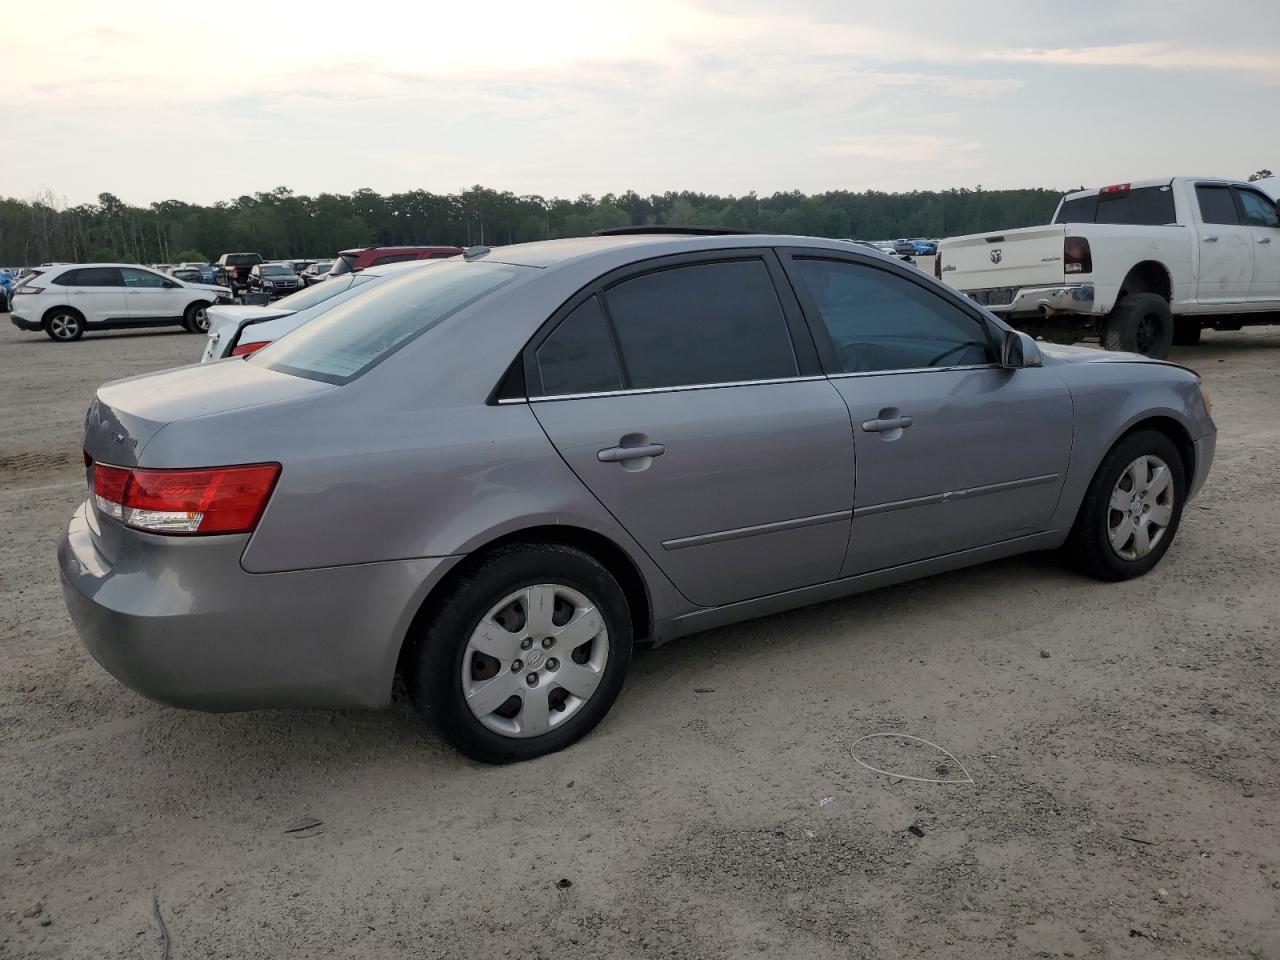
[829,362,1003,380]
[528,374,828,403]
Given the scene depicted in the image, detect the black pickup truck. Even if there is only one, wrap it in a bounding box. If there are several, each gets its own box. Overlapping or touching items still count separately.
[214,252,264,296]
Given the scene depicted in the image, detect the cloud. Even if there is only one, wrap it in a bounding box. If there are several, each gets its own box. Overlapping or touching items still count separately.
[981,42,1280,81]
[817,135,982,167]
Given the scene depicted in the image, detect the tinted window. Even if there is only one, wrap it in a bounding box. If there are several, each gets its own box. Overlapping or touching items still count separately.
[1237,189,1280,228]
[57,267,123,287]
[255,260,529,384]
[790,259,993,373]
[536,297,623,396]
[1095,186,1175,225]
[1056,187,1174,225]
[121,268,169,288]
[270,276,355,311]
[1055,194,1098,224]
[603,259,797,389]
[1196,185,1239,225]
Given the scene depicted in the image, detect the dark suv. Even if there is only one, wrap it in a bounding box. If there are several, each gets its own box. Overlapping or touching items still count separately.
[215,252,264,295]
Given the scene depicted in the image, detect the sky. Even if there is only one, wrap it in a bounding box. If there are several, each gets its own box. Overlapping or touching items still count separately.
[5,0,1279,206]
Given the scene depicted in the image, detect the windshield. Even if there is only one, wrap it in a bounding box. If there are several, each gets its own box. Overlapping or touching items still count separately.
[261,265,293,276]
[253,261,529,384]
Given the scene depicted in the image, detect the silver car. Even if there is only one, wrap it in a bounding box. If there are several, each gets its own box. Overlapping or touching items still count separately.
[59,232,1216,763]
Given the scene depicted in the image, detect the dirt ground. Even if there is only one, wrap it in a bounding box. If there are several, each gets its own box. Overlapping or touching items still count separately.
[0,319,1277,959]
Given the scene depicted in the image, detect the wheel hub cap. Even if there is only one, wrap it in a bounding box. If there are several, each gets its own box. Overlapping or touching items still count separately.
[461,583,609,739]
[1107,454,1175,561]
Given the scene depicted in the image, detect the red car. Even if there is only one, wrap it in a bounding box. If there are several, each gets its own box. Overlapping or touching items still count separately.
[329,245,464,277]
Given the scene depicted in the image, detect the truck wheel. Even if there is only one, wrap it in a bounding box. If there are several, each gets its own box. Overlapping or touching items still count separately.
[1102,293,1173,359]
[1171,317,1201,346]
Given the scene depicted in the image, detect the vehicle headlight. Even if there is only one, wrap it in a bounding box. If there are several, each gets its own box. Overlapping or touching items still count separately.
[264,280,274,287]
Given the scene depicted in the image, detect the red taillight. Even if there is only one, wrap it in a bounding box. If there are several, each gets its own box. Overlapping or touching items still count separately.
[90,462,280,535]
[230,340,269,357]
[15,285,44,295]
[1064,236,1092,274]
[1100,183,1130,194]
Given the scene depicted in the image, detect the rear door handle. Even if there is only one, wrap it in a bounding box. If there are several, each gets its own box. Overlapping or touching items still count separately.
[598,443,665,463]
[1259,237,1273,245]
[1201,235,1219,243]
[862,416,913,433]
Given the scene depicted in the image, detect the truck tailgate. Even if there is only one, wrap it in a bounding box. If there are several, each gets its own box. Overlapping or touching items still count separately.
[940,224,1067,294]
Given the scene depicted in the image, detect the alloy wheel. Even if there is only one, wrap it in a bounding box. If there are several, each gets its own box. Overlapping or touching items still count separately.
[461,584,609,738]
[1107,455,1174,560]
[49,313,79,340]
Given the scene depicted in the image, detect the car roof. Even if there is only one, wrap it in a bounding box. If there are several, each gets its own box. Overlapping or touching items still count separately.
[479,233,860,269]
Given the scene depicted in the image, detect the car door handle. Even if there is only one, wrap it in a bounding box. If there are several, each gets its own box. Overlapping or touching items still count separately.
[1259,237,1273,245]
[597,443,665,463]
[862,416,913,433]
[1201,235,1219,243]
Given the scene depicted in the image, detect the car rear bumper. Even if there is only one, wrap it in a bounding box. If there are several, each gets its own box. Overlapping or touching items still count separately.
[9,312,41,331]
[58,501,459,711]
[971,283,1097,317]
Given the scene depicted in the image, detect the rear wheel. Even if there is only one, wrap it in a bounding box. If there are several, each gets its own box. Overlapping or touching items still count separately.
[1068,429,1186,581]
[1102,293,1173,359]
[184,301,210,334]
[407,543,633,763]
[43,309,84,342]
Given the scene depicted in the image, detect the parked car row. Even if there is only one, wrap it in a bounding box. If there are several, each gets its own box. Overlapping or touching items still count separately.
[937,175,1280,358]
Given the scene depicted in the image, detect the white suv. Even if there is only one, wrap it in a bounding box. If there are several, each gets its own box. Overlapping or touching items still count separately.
[9,263,232,342]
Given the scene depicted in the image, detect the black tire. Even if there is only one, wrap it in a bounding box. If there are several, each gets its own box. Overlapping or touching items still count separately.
[407,542,633,764]
[1172,316,1202,346]
[1067,429,1186,581]
[43,308,84,342]
[1102,293,1173,359]
[184,301,211,334]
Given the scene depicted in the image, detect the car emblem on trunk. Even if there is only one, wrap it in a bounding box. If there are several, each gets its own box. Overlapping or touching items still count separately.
[990,249,1003,264]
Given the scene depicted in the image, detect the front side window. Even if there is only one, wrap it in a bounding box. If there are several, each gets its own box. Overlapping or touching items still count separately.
[602,259,798,390]
[536,296,623,396]
[255,260,530,384]
[1196,185,1240,225]
[121,268,169,288]
[789,258,993,373]
[1236,188,1280,228]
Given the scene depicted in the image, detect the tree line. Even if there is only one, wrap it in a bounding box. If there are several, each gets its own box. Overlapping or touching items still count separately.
[0,184,1071,267]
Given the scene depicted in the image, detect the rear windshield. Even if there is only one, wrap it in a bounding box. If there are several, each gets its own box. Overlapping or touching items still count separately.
[1054,186,1176,226]
[224,254,262,267]
[270,275,356,311]
[253,260,530,384]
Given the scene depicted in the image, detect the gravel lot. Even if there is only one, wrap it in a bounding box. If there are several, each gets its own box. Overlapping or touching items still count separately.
[1,320,1277,959]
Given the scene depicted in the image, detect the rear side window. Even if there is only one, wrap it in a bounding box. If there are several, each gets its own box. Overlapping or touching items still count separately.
[1197,185,1240,225]
[255,260,529,384]
[1236,188,1280,228]
[55,267,123,287]
[789,258,993,373]
[1056,187,1174,225]
[602,259,797,390]
[536,297,623,396]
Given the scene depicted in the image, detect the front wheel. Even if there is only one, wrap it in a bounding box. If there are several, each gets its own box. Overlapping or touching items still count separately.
[1067,429,1186,581]
[1102,293,1173,359]
[184,301,211,334]
[407,543,633,763]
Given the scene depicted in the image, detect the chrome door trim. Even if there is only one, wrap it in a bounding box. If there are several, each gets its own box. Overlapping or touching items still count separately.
[853,473,1060,518]
[528,374,828,404]
[661,509,852,551]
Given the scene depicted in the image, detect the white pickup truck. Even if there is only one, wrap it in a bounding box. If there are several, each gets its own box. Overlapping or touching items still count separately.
[936,176,1280,357]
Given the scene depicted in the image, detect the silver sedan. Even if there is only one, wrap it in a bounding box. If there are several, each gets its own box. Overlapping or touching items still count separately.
[59,231,1216,762]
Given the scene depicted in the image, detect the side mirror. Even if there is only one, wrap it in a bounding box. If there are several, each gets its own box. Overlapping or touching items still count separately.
[1000,329,1043,369]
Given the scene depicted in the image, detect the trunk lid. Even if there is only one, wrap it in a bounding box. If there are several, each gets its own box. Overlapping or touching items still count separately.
[84,358,333,468]
[940,224,1068,295]
[202,304,294,361]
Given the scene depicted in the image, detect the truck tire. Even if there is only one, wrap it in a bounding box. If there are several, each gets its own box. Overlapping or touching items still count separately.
[1102,293,1173,359]
[1172,316,1201,346]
